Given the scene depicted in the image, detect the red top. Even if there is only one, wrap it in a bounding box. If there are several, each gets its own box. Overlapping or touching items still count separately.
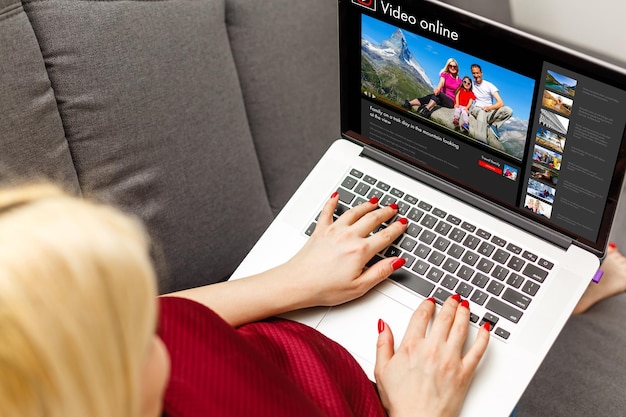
[158,296,386,417]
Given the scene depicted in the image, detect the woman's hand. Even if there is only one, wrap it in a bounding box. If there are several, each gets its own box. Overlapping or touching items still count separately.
[169,192,408,327]
[284,192,408,308]
[375,295,490,417]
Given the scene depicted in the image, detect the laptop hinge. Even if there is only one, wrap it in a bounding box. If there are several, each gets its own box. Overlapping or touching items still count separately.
[361,146,573,250]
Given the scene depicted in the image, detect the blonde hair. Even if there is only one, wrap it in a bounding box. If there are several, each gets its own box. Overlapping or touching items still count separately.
[440,57,459,75]
[0,184,157,417]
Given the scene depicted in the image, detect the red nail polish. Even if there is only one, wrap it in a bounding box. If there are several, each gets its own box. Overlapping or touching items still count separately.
[452,293,462,303]
[609,242,617,249]
[330,191,339,199]
[398,217,408,225]
[391,258,406,270]
[378,318,385,334]
[389,203,399,210]
[426,297,436,304]
[483,322,491,331]
[461,299,470,309]
[369,197,379,205]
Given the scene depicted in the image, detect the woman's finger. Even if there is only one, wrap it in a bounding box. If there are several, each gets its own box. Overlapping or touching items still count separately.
[446,299,471,351]
[399,297,436,342]
[426,294,462,342]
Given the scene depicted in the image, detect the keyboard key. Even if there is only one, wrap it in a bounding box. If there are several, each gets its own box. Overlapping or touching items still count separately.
[461,221,476,233]
[457,282,474,298]
[399,236,417,252]
[434,221,452,236]
[363,175,377,185]
[406,223,423,238]
[463,235,481,250]
[380,195,397,207]
[491,236,507,247]
[433,287,453,304]
[404,194,418,205]
[442,274,459,290]
[397,201,411,215]
[461,251,479,266]
[495,327,511,339]
[337,188,355,204]
[426,267,445,283]
[506,273,524,288]
[538,258,554,270]
[476,229,491,239]
[486,298,523,323]
[442,258,460,273]
[433,236,451,251]
[447,243,465,259]
[305,222,316,236]
[477,258,495,273]
[481,312,499,328]
[449,228,466,243]
[419,230,436,245]
[522,264,548,283]
[420,214,438,229]
[390,270,435,297]
[471,273,489,288]
[522,280,540,296]
[487,280,505,296]
[407,207,425,222]
[349,169,363,178]
[478,241,495,257]
[384,246,402,258]
[502,288,532,310]
[418,201,433,211]
[412,260,429,275]
[354,182,371,196]
[341,176,357,190]
[446,214,462,225]
[491,265,509,281]
[400,253,416,268]
[506,243,523,254]
[367,189,384,200]
[507,256,525,271]
[427,250,445,266]
[457,265,474,281]
[376,181,390,191]
[522,250,538,262]
[432,208,447,218]
[390,188,404,198]
[493,249,510,264]
[415,244,431,259]
[470,289,488,305]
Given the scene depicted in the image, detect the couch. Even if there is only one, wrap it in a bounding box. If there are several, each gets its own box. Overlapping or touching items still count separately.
[2,0,624,416]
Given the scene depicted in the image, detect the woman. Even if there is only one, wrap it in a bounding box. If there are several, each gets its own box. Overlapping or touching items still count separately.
[1,184,622,416]
[403,58,462,118]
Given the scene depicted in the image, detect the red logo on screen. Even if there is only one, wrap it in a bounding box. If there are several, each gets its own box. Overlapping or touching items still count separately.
[352,0,376,12]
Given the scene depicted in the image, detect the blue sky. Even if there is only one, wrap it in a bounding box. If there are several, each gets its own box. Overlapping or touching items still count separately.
[362,15,535,122]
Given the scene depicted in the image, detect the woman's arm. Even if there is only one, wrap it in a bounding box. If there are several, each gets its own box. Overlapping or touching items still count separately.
[165,194,408,327]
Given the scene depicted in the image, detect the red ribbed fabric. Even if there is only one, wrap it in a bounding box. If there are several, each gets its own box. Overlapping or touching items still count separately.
[158,297,386,417]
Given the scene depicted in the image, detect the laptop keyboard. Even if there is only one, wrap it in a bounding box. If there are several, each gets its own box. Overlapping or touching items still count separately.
[305,168,555,341]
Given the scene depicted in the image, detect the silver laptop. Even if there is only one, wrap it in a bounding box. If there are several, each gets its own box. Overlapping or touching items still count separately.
[232,1,626,415]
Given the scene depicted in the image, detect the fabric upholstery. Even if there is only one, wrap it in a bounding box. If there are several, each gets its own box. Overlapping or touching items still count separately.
[226,0,340,213]
[22,0,274,292]
[0,0,79,190]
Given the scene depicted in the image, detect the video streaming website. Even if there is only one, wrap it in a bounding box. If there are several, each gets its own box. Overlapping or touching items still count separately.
[345,0,626,247]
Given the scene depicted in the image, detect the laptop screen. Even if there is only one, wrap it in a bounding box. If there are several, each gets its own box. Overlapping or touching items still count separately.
[339,0,626,253]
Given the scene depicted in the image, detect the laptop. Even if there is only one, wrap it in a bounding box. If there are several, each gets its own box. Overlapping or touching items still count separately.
[232,1,626,415]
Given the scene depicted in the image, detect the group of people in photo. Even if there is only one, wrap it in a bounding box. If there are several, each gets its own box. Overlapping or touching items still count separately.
[402,58,513,141]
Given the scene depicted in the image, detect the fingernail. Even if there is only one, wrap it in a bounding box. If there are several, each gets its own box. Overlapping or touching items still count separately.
[389,203,399,210]
[426,297,436,304]
[609,242,617,249]
[483,322,491,331]
[330,191,338,199]
[461,299,470,309]
[452,293,462,303]
[391,258,406,270]
[378,318,385,334]
[398,217,408,225]
[369,197,379,205]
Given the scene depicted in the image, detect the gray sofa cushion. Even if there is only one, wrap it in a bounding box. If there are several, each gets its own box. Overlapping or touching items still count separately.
[226,0,340,214]
[23,0,274,293]
[0,0,79,190]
